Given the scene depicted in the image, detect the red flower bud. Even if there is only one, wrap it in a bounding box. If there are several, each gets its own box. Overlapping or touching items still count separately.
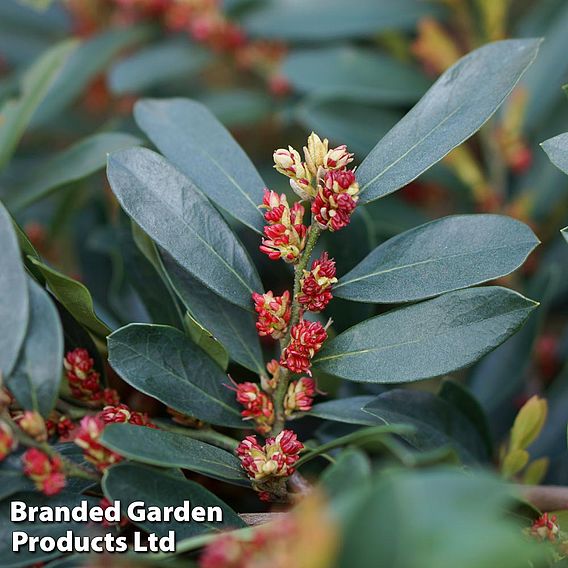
[298,252,337,312]
[530,513,559,542]
[0,421,16,461]
[280,320,327,375]
[22,448,66,496]
[252,291,291,339]
[284,377,316,415]
[16,411,48,442]
[74,416,122,472]
[229,380,274,434]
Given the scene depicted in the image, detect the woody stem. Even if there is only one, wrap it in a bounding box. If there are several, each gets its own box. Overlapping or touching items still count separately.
[271,222,322,436]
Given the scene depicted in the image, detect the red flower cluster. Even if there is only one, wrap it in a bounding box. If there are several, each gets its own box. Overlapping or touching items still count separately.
[64,348,120,406]
[298,252,337,312]
[259,190,308,263]
[74,416,123,472]
[284,378,316,416]
[252,290,291,339]
[22,448,66,496]
[100,403,156,428]
[312,169,359,232]
[0,421,15,461]
[530,513,559,542]
[280,320,327,375]
[230,381,274,434]
[236,430,303,482]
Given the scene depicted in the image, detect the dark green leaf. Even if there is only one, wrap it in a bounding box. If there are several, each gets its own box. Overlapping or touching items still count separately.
[184,312,229,371]
[6,278,63,417]
[0,39,76,170]
[241,0,441,41]
[100,424,247,485]
[542,132,568,176]
[283,46,430,104]
[0,202,29,376]
[134,98,265,233]
[363,390,489,463]
[162,251,264,374]
[29,257,111,338]
[358,40,541,203]
[102,463,245,538]
[107,147,262,310]
[335,214,538,303]
[107,324,243,428]
[109,39,210,94]
[31,26,153,126]
[438,379,493,456]
[320,448,371,498]
[309,396,379,425]
[314,287,538,383]
[8,132,140,211]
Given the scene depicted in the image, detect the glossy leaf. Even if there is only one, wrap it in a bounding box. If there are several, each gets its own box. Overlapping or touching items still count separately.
[0,202,29,376]
[8,132,140,211]
[29,257,111,338]
[335,215,539,303]
[362,390,489,463]
[309,396,379,425]
[102,463,245,538]
[107,324,243,428]
[358,40,541,203]
[184,312,229,371]
[320,448,371,499]
[109,39,210,94]
[162,251,264,374]
[283,46,430,104]
[241,0,441,41]
[314,287,538,383]
[542,132,568,176]
[6,278,63,417]
[0,39,76,170]
[134,98,266,233]
[31,27,153,126]
[107,147,263,310]
[100,424,247,485]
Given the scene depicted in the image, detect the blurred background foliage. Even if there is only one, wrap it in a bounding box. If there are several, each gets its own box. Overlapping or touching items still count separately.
[2,0,568,490]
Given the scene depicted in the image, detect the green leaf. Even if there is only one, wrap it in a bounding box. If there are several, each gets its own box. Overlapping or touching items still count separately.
[283,46,430,104]
[107,324,243,428]
[314,287,538,383]
[320,448,371,498]
[542,132,568,176]
[6,278,63,417]
[0,202,29,376]
[241,0,442,41]
[107,147,262,310]
[362,390,489,463]
[31,26,153,126]
[162,251,264,374]
[134,98,266,233]
[199,89,271,128]
[337,468,545,568]
[8,132,140,211]
[438,379,493,456]
[0,39,76,170]
[0,453,34,501]
[102,463,245,539]
[297,424,415,467]
[296,96,401,157]
[109,39,210,94]
[358,39,541,204]
[29,257,111,338]
[100,423,247,485]
[0,492,99,568]
[184,312,229,371]
[309,396,379,425]
[334,214,538,303]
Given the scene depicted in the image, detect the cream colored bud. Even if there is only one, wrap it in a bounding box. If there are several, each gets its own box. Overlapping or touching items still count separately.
[303,132,329,177]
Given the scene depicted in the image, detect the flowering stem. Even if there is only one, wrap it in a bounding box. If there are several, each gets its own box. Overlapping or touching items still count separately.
[271,222,322,436]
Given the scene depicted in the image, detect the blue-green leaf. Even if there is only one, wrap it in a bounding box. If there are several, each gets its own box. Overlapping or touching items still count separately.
[358,39,541,203]
[335,215,539,303]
